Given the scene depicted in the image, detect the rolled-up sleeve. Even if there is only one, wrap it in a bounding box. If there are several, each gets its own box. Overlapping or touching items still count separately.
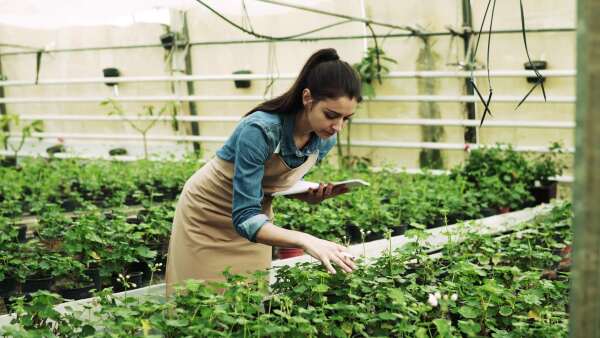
[231,123,273,242]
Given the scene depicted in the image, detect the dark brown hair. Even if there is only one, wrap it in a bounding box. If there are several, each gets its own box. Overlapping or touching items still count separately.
[246,48,362,116]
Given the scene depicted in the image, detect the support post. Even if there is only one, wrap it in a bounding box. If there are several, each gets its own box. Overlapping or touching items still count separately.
[571,0,600,336]
[461,0,477,143]
[0,56,9,150]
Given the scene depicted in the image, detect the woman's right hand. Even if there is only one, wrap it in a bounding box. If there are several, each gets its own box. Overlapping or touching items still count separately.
[299,233,357,274]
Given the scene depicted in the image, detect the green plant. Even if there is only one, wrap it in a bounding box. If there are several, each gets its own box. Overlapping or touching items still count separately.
[353,46,397,99]
[0,113,44,163]
[101,100,177,159]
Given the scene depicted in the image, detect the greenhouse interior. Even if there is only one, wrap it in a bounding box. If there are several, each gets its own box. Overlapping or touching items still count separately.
[0,0,598,337]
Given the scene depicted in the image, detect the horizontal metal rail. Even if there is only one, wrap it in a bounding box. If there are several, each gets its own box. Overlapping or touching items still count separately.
[0,94,575,104]
[0,69,576,87]
[15,114,576,129]
[372,166,574,183]
[0,27,576,57]
[5,132,575,153]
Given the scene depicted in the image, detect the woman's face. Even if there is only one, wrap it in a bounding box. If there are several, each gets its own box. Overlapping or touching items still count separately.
[304,91,358,139]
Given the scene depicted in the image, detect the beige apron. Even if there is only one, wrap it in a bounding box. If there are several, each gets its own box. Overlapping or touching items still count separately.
[165,150,318,296]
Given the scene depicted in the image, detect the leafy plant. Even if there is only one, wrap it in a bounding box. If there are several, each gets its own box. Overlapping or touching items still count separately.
[0,113,44,164]
[101,100,177,159]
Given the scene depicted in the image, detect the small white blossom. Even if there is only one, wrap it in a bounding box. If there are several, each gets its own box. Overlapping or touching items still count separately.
[427,293,439,307]
[443,294,449,301]
[534,180,541,188]
[434,291,441,299]
[451,294,458,301]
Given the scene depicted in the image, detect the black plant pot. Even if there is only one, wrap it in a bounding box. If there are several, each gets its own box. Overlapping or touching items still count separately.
[126,215,142,225]
[46,144,65,156]
[365,231,383,242]
[2,293,19,313]
[391,224,408,237]
[102,67,120,86]
[17,224,27,243]
[524,60,547,83]
[109,147,128,156]
[160,32,176,49]
[232,70,252,88]
[60,198,80,212]
[58,283,95,300]
[0,278,17,296]
[85,267,102,292]
[22,276,54,293]
[344,223,362,244]
[129,262,152,284]
[531,182,558,204]
[0,156,17,167]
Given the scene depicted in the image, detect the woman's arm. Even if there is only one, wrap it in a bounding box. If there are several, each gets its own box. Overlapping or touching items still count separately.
[255,222,356,274]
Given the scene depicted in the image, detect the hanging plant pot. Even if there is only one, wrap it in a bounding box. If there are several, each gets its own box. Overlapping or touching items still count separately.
[109,147,128,156]
[232,70,252,88]
[277,247,304,259]
[160,32,187,50]
[102,67,120,86]
[46,144,65,156]
[160,32,176,49]
[523,60,547,83]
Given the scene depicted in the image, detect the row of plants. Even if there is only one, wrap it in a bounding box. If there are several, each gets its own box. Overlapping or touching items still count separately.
[0,203,571,337]
[0,157,199,218]
[275,143,566,243]
[0,202,174,311]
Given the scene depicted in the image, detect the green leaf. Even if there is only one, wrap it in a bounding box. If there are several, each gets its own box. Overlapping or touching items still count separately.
[458,320,481,336]
[312,284,329,293]
[499,305,513,316]
[458,306,481,319]
[433,319,452,336]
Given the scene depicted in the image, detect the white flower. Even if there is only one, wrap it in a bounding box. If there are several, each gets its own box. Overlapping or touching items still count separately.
[451,293,458,301]
[427,293,439,307]
[534,180,541,188]
[443,294,449,301]
[434,291,441,299]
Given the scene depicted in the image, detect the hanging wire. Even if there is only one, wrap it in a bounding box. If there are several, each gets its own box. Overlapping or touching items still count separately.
[467,0,494,127]
[263,42,279,98]
[194,0,356,41]
[515,0,547,110]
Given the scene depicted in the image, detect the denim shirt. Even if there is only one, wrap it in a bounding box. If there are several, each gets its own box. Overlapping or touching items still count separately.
[216,111,336,242]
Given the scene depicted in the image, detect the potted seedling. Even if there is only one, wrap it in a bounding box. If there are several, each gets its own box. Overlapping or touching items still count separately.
[108,147,128,156]
[528,142,565,204]
[101,99,177,160]
[51,256,95,300]
[0,114,44,167]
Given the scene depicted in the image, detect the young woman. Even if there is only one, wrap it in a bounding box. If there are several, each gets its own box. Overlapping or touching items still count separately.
[166,48,362,295]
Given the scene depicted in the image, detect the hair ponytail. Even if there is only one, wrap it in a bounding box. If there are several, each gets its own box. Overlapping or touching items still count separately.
[246,48,362,116]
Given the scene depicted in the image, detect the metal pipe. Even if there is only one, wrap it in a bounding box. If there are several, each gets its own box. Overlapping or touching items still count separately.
[14,114,576,128]
[0,94,576,104]
[7,132,575,153]
[0,69,575,87]
[0,27,576,57]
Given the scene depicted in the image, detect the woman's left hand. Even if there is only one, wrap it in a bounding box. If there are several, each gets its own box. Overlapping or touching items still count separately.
[291,183,348,204]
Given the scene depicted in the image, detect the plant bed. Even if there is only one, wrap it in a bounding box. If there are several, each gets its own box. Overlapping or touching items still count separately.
[0,203,571,336]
